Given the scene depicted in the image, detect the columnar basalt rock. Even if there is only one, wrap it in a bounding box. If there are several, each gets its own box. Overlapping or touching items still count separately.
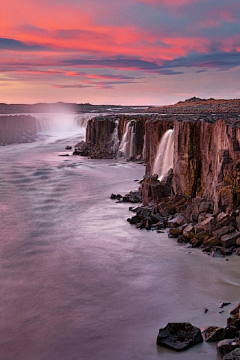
[85,114,165,159]
[172,118,240,214]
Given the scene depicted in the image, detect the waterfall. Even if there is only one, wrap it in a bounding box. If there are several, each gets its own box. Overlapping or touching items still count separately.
[76,115,93,128]
[35,113,94,139]
[152,129,174,180]
[118,121,136,158]
[111,120,120,154]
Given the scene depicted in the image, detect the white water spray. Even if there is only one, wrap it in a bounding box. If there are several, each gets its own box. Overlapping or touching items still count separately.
[152,129,174,180]
[118,121,136,158]
[35,113,94,140]
[111,120,120,154]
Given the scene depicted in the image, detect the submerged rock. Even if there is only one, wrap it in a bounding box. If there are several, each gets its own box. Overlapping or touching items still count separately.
[156,322,203,351]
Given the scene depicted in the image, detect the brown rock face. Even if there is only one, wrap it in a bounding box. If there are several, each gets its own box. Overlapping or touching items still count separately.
[86,116,117,158]
[86,115,149,159]
[172,118,240,213]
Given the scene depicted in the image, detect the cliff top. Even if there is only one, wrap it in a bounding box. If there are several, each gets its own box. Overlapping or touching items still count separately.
[148,98,240,114]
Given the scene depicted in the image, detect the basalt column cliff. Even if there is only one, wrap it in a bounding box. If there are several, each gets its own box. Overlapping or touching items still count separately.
[82,113,240,254]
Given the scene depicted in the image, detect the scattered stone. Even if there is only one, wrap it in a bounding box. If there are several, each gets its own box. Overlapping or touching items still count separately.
[183,224,195,239]
[218,302,231,309]
[223,348,240,360]
[156,323,203,351]
[227,317,240,331]
[73,141,90,156]
[204,308,208,313]
[168,228,183,238]
[211,248,225,258]
[221,231,240,248]
[230,304,240,316]
[217,339,239,358]
[177,235,189,244]
[204,326,225,342]
[65,145,72,150]
[225,326,238,339]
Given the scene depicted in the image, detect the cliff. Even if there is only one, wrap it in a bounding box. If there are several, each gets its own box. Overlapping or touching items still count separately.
[172,118,240,213]
[85,114,159,159]
[0,115,37,145]
[84,113,240,213]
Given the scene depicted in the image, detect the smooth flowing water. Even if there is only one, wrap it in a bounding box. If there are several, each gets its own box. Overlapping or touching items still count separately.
[152,129,174,180]
[0,115,239,360]
[118,121,135,158]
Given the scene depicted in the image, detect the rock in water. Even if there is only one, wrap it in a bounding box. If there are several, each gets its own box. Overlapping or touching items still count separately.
[223,348,240,360]
[156,322,203,351]
[217,339,239,358]
[203,326,225,342]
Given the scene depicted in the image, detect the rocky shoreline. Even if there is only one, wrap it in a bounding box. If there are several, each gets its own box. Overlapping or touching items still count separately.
[155,303,240,358]
[67,108,240,358]
[71,111,240,258]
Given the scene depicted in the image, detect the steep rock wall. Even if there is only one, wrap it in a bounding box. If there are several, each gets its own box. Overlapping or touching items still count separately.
[0,115,37,145]
[172,119,240,213]
[86,114,156,159]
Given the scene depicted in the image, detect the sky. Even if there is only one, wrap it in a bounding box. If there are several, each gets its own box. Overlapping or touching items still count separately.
[1,0,240,105]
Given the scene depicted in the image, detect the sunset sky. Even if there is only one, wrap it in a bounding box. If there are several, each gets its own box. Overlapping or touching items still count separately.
[1,0,240,105]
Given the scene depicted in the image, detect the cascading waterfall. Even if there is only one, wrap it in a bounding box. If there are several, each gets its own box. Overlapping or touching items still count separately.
[76,115,93,128]
[111,120,120,154]
[118,121,136,158]
[35,113,93,139]
[152,129,174,180]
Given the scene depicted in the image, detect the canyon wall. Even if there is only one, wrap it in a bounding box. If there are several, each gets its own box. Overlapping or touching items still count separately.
[86,114,158,159]
[172,118,240,213]
[0,115,37,145]
[85,113,240,212]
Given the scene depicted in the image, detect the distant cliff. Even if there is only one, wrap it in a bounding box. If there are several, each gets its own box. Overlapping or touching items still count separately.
[0,115,37,145]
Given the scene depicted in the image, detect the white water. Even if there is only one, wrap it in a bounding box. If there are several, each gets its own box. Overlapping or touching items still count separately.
[35,113,93,140]
[118,121,136,158]
[111,120,120,154]
[152,129,174,180]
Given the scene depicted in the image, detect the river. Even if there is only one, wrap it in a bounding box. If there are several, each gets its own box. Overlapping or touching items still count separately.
[0,114,239,360]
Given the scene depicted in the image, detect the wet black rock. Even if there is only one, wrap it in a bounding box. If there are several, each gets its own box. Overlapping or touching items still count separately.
[230,304,240,316]
[156,322,203,351]
[223,348,240,359]
[217,339,240,358]
[65,145,72,150]
[203,326,225,342]
[73,141,90,156]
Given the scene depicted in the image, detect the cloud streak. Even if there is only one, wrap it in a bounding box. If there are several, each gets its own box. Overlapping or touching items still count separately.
[0,0,240,103]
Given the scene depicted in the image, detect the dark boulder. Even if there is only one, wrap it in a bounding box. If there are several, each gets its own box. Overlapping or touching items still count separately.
[221,231,240,248]
[230,304,240,316]
[217,339,240,358]
[203,326,225,342]
[156,322,203,351]
[223,348,240,360]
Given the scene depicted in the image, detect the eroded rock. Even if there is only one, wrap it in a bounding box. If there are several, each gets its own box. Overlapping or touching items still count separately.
[156,322,203,351]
